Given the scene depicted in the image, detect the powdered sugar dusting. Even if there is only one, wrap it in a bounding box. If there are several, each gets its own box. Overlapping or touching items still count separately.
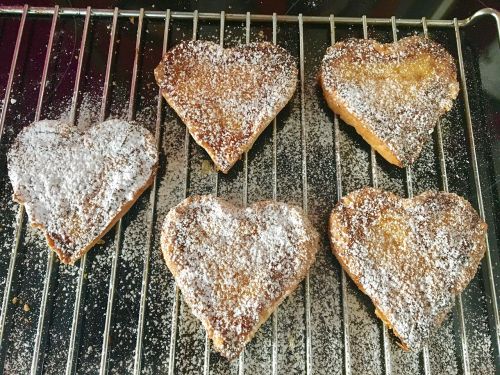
[7,119,158,263]
[155,40,297,173]
[428,315,460,374]
[161,195,319,359]
[1,225,48,375]
[329,188,487,351]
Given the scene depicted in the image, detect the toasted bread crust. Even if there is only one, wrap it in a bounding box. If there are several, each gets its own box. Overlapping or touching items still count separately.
[155,41,297,173]
[329,188,487,350]
[161,195,319,359]
[319,36,459,167]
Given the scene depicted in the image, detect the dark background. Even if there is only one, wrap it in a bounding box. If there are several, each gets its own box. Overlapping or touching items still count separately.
[1,0,500,18]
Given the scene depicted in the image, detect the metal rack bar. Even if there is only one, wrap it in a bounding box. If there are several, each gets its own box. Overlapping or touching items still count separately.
[329,14,352,375]
[202,11,226,375]
[100,8,119,122]
[133,9,171,375]
[453,17,500,356]
[0,4,28,359]
[421,18,449,195]
[298,13,312,375]
[29,7,60,374]
[381,327,392,374]
[167,11,198,375]
[391,20,414,203]
[388,16,432,375]
[360,15,393,373]
[271,12,278,203]
[127,9,144,121]
[242,10,250,208]
[203,328,210,375]
[213,10,225,198]
[422,346,431,374]
[99,8,144,375]
[68,7,91,125]
[237,10,250,375]
[0,5,497,374]
[361,16,379,191]
[34,6,58,122]
[0,6,477,27]
[0,206,24,351]
[63,7,93,375]
[93,7,119,372]
[271,12,279,375]
[0,4,27,141]
[421,16,472,375]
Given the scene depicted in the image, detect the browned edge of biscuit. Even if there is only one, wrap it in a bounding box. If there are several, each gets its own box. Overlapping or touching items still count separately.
[154,50,297,174]
[319,85,403,167]
[327,218,410,350]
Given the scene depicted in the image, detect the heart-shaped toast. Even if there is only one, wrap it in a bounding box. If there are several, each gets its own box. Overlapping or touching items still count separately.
[8,119,158,264]
[319,36,459,167]
[161,195,319,359]
[155,41,297,173]
[329,188,487,350]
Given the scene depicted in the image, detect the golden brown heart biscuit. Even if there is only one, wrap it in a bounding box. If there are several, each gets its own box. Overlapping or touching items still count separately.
[155,41,297,173]
[7,119,158,264]
[329,187,487,350]
[319,36,459,167]
[161,195,319,359]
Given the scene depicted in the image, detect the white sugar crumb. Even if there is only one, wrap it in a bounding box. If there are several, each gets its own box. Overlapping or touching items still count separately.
[320,36,459,167]
[161,195,319,359]
[7,119,158,263]
[347,286,384,374]
[428,315,459,374]
[2,225,48,374]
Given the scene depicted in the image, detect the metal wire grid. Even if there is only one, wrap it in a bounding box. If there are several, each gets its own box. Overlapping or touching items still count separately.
[0,5,498,374]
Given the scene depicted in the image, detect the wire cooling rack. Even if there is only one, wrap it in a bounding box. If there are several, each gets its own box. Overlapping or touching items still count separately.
[0,5,499,375]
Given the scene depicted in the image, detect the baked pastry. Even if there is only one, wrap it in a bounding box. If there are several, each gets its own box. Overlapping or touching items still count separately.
[161,195,319,359]
[328,187,487,350]
[319,36,459,167]
[8,119,158,264]
[155,40,297,173]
